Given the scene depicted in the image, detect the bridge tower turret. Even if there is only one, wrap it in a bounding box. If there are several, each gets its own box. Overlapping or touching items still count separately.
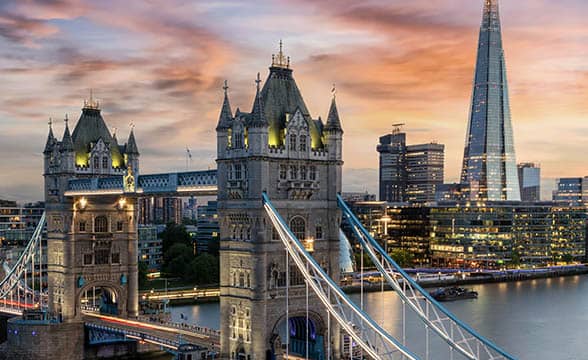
[217,43,343,359]
[44,98,139,322]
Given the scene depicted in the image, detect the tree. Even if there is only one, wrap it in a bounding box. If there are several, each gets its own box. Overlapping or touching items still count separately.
[163,243,194,279]
[561,253,574,264]
[160,223,192,254]
[138,261,149,288]
[390,249,414,268]
[189,253,220,285]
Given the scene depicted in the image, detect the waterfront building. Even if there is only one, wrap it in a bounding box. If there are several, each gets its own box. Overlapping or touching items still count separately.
[216,43,343,358]
[518,163,541,202]
[138,225,162,271]
[461,0,520,201]
[378,127,444,203]
[348,201,431,266]
[195,200,219,254]
[429,202,586,268]
[552,177,587,206]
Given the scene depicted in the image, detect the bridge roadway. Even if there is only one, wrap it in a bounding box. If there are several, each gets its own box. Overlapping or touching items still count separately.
[83,312,220,352]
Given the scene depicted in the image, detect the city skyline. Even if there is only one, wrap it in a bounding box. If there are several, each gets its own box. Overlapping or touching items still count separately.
[0,0,586,201]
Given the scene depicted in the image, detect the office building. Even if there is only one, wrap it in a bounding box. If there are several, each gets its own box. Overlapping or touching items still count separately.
[138,225,162,271]
[378,127,444,203]
[552,177,587,206]
[518,163,541,202]
[460,0,520,201]
[138,196,183,225]
[0,200,45,246]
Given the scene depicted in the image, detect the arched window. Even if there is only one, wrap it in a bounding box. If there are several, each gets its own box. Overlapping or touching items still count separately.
[239,272,245,287]
[289,134,297,151]
[102,156,108,169]
[290,216,306,240]
[94,216,108,233]
[299,135,307,151]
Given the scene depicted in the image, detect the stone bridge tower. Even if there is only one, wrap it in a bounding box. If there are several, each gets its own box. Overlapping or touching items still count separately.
[43,98,139,322]
[217,44,343,359]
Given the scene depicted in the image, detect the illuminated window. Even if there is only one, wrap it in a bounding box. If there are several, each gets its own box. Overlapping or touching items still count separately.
[94,216,108,233]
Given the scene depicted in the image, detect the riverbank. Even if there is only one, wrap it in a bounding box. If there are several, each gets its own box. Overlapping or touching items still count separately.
[156,265,588,305]
[343,265,588,294]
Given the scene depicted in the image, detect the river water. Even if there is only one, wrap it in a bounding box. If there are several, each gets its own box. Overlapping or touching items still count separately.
[170,275,588,360]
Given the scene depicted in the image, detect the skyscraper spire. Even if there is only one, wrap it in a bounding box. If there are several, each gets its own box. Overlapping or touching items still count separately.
[216,80,233,131]
[461,0,520,201]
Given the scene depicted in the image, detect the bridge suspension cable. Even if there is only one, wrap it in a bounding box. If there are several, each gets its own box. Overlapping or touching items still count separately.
[262,193,419,360]
[337,195,516,360]
[0,212,46,312]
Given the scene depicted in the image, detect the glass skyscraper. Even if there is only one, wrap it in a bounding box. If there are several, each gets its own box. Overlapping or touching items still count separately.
[461,0,520,201]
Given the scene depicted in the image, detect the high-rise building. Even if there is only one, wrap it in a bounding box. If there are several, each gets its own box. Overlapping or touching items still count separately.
[137,196,182,225]
[195,200,219,254]
[461,0,520,201]
[378,127,444,203]
[406,143,444,203]
[517,163,541,202]
[553,177,588,206]
[377,130,406,202]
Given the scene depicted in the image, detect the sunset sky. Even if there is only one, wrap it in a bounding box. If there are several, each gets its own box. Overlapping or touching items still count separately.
[0,0,586,202]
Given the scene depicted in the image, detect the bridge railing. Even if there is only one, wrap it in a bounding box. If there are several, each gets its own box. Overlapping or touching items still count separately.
[338,195,516,360]
[263,193,419,360]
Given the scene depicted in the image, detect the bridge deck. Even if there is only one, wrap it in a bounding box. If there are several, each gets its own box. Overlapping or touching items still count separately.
[83,313,219,351]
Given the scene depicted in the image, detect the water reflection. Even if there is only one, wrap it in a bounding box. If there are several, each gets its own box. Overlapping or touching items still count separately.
[170,276,588,359]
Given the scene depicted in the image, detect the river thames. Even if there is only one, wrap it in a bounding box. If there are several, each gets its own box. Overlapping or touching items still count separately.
[169,275,588,360]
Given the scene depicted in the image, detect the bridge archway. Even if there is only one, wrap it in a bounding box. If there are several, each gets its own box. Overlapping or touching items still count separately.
[270,310,325,360]
[77,281,125,317]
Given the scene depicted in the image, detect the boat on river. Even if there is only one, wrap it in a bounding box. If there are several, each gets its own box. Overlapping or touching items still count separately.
[429,287,478,302]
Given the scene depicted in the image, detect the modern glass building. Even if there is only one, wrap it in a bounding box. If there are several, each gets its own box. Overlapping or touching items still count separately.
[461,0,520,201]
[552,177,587,206]
[429,202,586,268]
[517,163,541,202]
[378,129,444,203]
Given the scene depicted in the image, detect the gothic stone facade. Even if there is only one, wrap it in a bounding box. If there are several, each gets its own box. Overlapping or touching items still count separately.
[43,101,139,321]
[217,48,344,359]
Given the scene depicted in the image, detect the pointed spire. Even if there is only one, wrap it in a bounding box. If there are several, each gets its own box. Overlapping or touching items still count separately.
[248,72,268,128]
[216,80,233,131]
[481,0,501,33]
[325,86,342,132]
[61,114,74,152]
[126,124,139,155]
[44,118,55,154]
[271,39,290,69]
[112,127,118,144]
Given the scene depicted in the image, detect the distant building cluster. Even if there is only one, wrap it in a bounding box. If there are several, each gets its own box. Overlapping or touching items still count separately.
[0,199,44,247]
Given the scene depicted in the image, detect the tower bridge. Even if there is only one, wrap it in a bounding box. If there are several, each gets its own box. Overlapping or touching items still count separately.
[0,4,517,358]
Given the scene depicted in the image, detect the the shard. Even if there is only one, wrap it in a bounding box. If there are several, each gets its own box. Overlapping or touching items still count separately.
[461,0,520,201]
